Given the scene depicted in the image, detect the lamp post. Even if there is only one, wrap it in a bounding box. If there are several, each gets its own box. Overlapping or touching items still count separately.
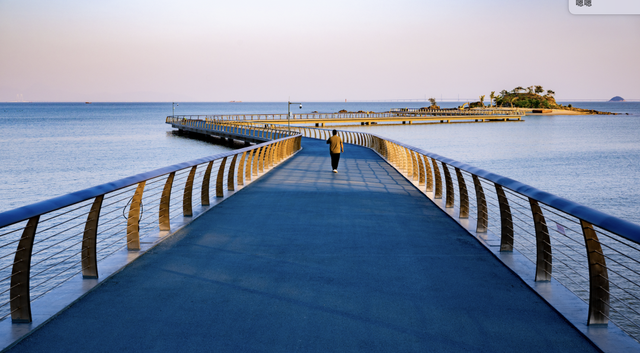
[287,101,302,131]
[172,102,179,117]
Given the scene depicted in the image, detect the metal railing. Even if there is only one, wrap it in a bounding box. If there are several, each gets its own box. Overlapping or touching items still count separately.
[168,108,523,122]
[291,125,640,341]
[0,131,301,323]
[389,107,523,115]
[165,117,298,139]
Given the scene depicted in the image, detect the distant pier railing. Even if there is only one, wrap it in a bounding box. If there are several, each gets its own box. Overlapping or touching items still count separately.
[165,117,297,142]
[169,108,523,125]
[0,131,301,323]
[291,125,640,341]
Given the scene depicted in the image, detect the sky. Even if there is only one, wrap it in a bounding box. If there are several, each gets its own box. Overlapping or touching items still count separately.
[1,0,639,102]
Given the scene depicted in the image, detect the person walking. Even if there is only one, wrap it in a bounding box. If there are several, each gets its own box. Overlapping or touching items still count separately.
[326,129,344,173]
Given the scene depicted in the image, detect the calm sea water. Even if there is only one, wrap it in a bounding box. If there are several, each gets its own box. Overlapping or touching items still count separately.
[1,101,639,227]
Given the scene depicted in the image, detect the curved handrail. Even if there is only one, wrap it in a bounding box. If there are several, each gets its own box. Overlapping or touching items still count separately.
[0,128,302,324]
[0,141,269,229]
[290,126,640,244]
[369,133,640,244]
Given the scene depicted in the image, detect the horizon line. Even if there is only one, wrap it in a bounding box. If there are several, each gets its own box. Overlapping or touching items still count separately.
[2,99,639,103]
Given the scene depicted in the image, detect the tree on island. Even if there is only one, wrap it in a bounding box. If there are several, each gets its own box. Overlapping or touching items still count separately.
[494,86,558,108]
[468,86,569,110]
[535,85,544,95]
[484,86,614,114]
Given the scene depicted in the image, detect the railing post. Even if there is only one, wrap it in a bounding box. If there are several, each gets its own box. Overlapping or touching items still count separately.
[10,216,39,323]
[417,153,426,186]
[442,163,455,208]
[216,157,227,197]
[455,168,469,218]
[472,175,488,232]
[237,152,247,186]
[159,173,175,231]
[127,181,146,250]
[423,154,433,192]
[277,140,284,160]
[398,145,406,173]
[431,158,442,199]
[495,184,513,252]
[529,198,552,282]
[252,146,261,177]
[201,161,214,206]
[260,145,271,173]
[227,154,238,191]
[273,141,282,165]
[388,142,397,167]
[404,148,413,178]
[183,166,197,217]
[82,195,104,279]
[259,145,267,173]
[380,139,388,159]
[270,142,277,163]
[410,150,419,181]
[580,220,610,325]
[245,149,255,181]
[266,144,274,169]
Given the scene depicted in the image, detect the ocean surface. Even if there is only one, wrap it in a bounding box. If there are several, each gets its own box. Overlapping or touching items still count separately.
[1,101,639,227]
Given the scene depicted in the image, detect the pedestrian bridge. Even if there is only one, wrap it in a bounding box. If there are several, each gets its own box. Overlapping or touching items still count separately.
[170,107,524,127]
[0,123,639,352]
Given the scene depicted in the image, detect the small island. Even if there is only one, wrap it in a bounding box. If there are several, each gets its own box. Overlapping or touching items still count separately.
[461,86,616,115]
[609,96,625,102]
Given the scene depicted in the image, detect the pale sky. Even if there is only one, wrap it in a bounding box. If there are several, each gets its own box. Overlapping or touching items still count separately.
[1,0,638,102]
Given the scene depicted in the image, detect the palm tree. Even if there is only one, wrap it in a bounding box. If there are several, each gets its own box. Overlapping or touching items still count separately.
[479,95,485,108]
[428,98,437,107]
[527,86,534,94]
[514,86,524,94]
[546,90,555,97]
[489,91,496,108]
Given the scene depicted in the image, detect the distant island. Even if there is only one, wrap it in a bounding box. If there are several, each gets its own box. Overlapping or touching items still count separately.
[609,96,625,102]
[458,86,616,115]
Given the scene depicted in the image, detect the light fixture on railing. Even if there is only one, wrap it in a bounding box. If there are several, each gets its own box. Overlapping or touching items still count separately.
[287,101,302,131]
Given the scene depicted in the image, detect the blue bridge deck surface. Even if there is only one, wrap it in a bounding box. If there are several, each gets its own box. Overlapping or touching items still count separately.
[8,138,598,352]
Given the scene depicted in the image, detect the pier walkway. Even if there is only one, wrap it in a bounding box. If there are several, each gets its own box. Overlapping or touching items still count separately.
[7,138,598,352]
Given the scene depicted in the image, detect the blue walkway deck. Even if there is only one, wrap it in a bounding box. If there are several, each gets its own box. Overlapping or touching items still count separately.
[7,138,598,352]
